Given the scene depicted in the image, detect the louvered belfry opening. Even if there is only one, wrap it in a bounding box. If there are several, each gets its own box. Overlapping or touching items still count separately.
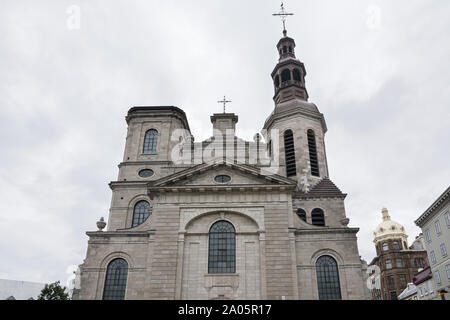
[307,129,320,177]
[312,208,325,226]
[297,209,307,222]
[284,130,297,177]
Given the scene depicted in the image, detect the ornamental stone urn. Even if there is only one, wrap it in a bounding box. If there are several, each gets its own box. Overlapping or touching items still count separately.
[96,217,106,231]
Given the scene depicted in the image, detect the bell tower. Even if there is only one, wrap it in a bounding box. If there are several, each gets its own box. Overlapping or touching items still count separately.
[272,35,308,104]
[264,4,329,188]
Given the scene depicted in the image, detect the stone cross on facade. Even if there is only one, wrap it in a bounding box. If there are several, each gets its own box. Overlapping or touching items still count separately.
[217,96,232,113]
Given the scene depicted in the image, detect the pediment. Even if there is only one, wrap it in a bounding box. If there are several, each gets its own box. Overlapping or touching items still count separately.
[149,161,296,190]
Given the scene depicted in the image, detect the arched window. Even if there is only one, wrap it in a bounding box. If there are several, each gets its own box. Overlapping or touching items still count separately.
[208,221,236,274]
[132,200,150,227]
[268,140,273,159]
[316,255,341,300]
[393,241,400,250]
[288,46,293,53]
[284,130,296,177]
[297,209,307,222]
[281,69,291,83]
[307,129,320,177]
[274,75,280,88]
[293,68,301,81]
[383,243,389,251]
[282,45,287,53]
[102,258,128,300]
[143,129,158,154]
[311,208,325,226]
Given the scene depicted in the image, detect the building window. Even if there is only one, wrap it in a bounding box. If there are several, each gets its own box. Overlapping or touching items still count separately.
[425,229,431,242]
[214,175,231,183]
[386,259,392,269]
[445,264,450,279]
[208,221,236,274]
[399,274,407,288]
[435,220,441,235]
[296,209,307,222]
[393,241,400,250]
[311,208,325,226]
[132,200,150,227]
[293,68,301,81]
[430,251,437,264]
[440,243,447,257]
[274,75,280,88]
[387,276,395,289]
[307,130,320,177]
[382,243,389,251]
[316,255,341,300]
[143,129,158,154]
[283,130,296,177]
[268,140,273,159]
[445,212,450,227]
[435,271,441,284]
[414,258,425,268]
[138,169,154,178]
[281,69,291,82]
[396,259,403,268]
[102,258,128,300]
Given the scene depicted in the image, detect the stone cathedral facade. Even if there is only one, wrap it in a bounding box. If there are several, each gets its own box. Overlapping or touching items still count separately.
[74,29,369,300]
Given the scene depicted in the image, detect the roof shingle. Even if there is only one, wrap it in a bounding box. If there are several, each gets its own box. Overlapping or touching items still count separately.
[295,177,346,199]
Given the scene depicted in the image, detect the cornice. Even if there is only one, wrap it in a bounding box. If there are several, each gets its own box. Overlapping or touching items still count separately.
[118,160,173,168]
[148,184,296,199]
[109,181,148,190]
[293,227,359,236]
[263,103,327,132]
[415,186,450,226]
[86,231,152,238]
[126,106,191,132]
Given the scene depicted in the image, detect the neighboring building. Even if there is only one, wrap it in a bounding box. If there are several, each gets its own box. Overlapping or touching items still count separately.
[0,279,45,300]
[410,233,425,250]
[369,208,429,300]
[398,283,417,300]
[413,267,436,300]
[74,21,369,300]
[415,186,450,300]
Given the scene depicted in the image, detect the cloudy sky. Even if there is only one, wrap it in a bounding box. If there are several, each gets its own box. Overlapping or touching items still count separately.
[0,0,449,287]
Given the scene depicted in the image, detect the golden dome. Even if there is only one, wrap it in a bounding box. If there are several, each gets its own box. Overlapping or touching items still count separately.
[373,208,408,244]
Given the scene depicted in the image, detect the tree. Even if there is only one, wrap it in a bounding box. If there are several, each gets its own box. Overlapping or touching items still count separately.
[38,281,69,300]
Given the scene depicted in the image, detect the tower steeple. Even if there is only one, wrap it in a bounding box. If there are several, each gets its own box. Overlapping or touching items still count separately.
[271,34,309,104]
[271,4,308,104]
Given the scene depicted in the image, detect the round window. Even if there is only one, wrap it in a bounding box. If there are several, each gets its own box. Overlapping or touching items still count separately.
[214,175,231,183]
[138,169,154,178]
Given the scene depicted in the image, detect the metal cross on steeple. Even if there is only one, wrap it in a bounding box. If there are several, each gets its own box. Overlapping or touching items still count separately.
[272,2,294,36]
[217,95,232,113]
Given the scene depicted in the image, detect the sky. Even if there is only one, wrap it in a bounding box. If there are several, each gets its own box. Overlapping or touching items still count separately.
[0,0,449,287]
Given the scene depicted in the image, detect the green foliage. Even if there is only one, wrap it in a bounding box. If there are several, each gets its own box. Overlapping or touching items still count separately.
[38,281,70,300]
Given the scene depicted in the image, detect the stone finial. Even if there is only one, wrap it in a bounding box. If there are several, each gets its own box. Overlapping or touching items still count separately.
[96,217,106,231]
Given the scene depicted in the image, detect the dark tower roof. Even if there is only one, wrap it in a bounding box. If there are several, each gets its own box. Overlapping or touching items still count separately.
[295,177,347,199]
[271,32,309,105]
